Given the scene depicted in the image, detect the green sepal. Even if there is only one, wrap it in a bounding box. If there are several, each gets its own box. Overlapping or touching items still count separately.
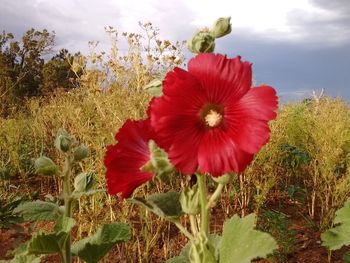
[211,17,232,38]
[141,140,174,183]
[187,31,215,54]
[189,231,217,263]
[54,128,71,153]
[166,235,221,263]
[180,185,200,215]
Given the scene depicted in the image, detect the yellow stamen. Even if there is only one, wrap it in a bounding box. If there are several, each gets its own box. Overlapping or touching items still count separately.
[205,110,222,127]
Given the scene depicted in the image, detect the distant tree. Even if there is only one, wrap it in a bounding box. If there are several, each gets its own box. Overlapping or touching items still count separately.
[15,28,55,97]
[0,29,55,115]
[41,49,81,95]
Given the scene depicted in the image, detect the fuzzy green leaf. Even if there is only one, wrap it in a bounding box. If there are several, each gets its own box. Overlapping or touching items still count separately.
[73,172,94,193]
[71,223,131,263]
[129,191,183,219]
[27,231,69,254]
[13,200,62,222]
[321,200,350,250]
[26,216,74,255]
[220,214,277,263]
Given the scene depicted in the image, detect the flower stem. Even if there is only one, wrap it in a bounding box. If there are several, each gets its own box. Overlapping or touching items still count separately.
[173,220,194,240]
[206,183,224,210]
[196,172,209,235]
[62,155,72,263]
[189,215,199,235]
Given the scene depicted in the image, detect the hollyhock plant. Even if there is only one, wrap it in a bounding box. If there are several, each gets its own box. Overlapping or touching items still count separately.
[105,17,279,263]
[104,119,154,199]
[148,53,278,177]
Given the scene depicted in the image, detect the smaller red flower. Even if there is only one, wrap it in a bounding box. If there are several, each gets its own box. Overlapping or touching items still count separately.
[104,119,153,199]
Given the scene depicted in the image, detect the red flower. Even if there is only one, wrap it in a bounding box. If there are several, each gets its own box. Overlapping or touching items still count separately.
[148,53,278,176]
[104,119,153,199]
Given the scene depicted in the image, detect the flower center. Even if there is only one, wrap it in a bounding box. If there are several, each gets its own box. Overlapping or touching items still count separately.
[204,109,223,127]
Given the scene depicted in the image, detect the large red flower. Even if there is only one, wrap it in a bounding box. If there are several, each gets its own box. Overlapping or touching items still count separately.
[148,53,278,176]
[104,119,153,199]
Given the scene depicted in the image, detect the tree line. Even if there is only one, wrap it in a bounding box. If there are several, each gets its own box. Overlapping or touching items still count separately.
[0,28,82,116]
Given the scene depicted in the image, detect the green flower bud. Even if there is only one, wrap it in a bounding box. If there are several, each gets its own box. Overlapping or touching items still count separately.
[187,31,215,54]
[189,231,216,263]
[212,173,233,185]
[141,140,174,182]
[74,172,94,193]
[211,17,232,38]
[180,185,200,215]
[34,156,58,176]
[143,78,163,97]
[54,128,71,153]
[73,145,90,161]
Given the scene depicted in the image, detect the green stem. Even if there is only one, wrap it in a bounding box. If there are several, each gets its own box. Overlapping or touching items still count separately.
[206,183,224,210]
[62,155,72,263]
[189,215,199,235]
[196,172,209,235]
[174,220,194,240]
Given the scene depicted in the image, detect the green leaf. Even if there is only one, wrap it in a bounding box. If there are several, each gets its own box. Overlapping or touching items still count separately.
[0,254,42,263]
[129,191,183,219]
[73,172,94,193]
[71,189,105,199]
[220,214,277,263]
[27,231,69,254]
[54,216,75,233]
[0,243,41,263]
[166,241,191,263]
[13,200,62,222]
[321,200,350,250]
[143,78,163,97]
[71,223,131,263]
[26,216,74,255]
[344,252,350,263]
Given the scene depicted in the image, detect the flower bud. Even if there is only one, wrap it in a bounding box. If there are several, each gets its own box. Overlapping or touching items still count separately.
[187,31,215,54]
[34,156,58,176]
[141,140,174,182]
[54,128,71,153]
[211,17,232,38]
[73,145,90,161]
[143,78,163,97]
[212,173,233,185]
[180,185,200,215]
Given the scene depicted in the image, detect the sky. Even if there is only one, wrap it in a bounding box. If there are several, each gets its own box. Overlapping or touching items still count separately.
[1,0,349,101]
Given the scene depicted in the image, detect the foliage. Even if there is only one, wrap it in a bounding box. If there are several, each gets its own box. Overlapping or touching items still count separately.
[258,209,296,261]
[220,214,277,263]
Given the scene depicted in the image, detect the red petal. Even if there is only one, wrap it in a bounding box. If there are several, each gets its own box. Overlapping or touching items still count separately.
[226,85,278,154]
[104,119,153,199]
[188,53,252,104]
[197,129,254,176]
[149,68,206,174]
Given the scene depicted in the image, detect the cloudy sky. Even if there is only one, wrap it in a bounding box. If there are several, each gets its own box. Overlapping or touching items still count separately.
[1,0,349,101]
